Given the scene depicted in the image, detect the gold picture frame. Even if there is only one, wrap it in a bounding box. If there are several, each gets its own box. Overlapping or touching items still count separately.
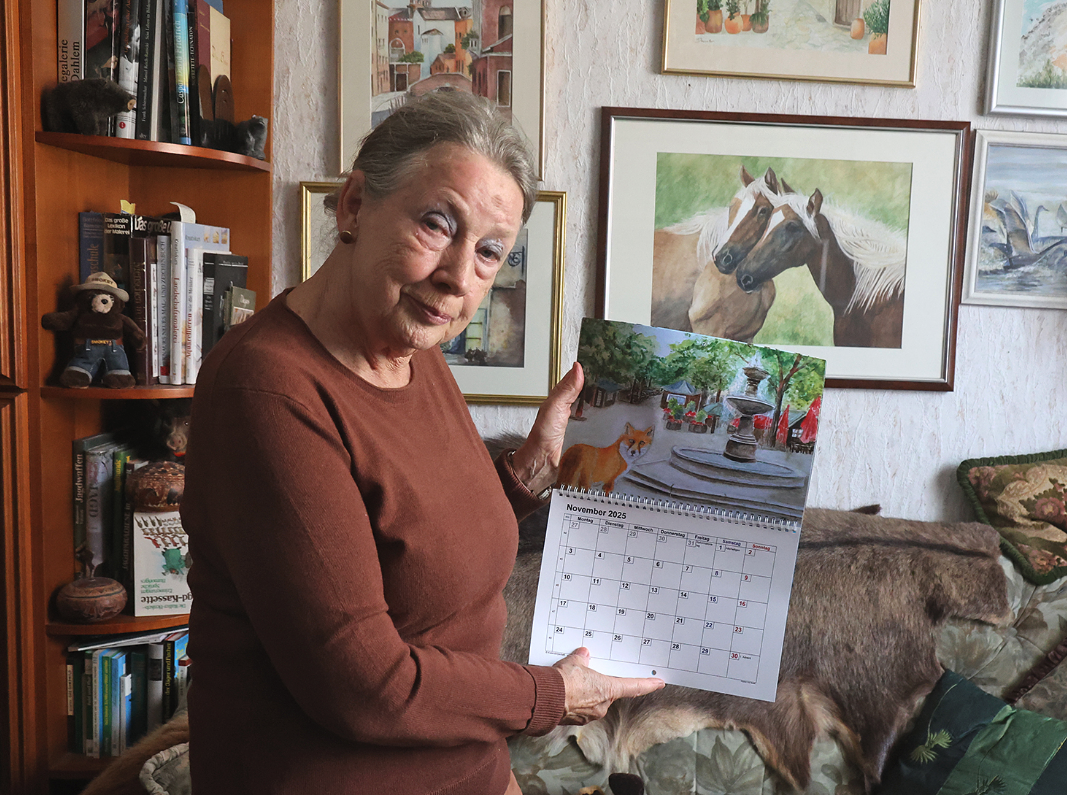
[300,180,344,281]
[662,0,920,87]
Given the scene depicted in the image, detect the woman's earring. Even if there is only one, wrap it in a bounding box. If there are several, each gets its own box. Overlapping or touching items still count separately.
[339,230,354,244]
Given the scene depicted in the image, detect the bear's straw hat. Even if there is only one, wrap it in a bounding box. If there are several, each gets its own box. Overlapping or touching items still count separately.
[71,272,129,303]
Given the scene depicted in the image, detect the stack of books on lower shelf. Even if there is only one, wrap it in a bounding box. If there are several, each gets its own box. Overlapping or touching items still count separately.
[67,628,190,757]
[78,209,256,387]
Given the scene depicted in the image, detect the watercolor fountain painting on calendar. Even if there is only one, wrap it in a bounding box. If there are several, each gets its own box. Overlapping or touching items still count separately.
[556,318,826,522]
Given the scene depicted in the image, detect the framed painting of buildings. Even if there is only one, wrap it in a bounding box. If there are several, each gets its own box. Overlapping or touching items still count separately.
[339,0,544,173]
[987,0,1067,116]
[662,0,920,86]
[443,191,566,404]
[596,108,971,391]
[300,181,344,281]
[963,130,1067,309]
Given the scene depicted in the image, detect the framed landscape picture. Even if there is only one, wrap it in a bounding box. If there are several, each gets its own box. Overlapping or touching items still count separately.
[300,181,344,281]
[963,130,1067,309]
[339,0,544,173]
[662,0,920,86]
[596,108,971,391]
[987,0,1067,116]
[443,191,566,405]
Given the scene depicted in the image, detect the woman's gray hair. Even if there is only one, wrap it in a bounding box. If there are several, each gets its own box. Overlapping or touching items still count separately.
[330,91,538,224]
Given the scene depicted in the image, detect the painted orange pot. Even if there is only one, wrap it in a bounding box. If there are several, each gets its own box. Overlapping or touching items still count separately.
[868,33,887,54]
[850,18,864,38]
[724,15,742,33]
[707,9,723,32]
[742,14,751,30]
[696,16,706,34]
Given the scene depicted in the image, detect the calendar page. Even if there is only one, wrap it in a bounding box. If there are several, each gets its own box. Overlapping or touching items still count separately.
[528,490,801,702]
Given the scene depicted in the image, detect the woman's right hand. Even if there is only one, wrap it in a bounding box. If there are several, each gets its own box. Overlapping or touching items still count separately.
[553,648,665,725]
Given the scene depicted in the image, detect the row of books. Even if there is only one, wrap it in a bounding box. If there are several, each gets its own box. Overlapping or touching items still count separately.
[57,0,231,144]
[67,628,190,756]
[73,430,191,617]
[79,210,254,386]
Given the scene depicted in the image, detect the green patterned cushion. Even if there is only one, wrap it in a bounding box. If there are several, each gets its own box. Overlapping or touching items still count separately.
[957,450,1067,584]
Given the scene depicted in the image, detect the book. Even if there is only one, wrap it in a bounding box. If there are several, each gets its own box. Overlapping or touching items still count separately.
[135,0,159,140]
[169,221,229,384]
[129,235,156,385]
[119,670,133,753]
[128,648,148,743]
[110,444,138,578]
[111,651,128,755]
[224,285,255,330]
[114,0,141,138]
[72,430,120,565]
[131,506,190,616]
[161,630,188,720]
[208,4,229,98]
[84,437,127,577]
[146,640,165,731]
[528,318,826,703]
[119,455,148,596]
[67,626,184,653]
[201,252,246,356]
[162,0,179,143]
[155,231,172,382]
[193,0,212,146]
[78,211,105,284]
[84,0,120,85]
[88,648,104,757]
[57,0,85,83]
[173,0,192,144]
[185,0,200,146]
[67,651,84,753]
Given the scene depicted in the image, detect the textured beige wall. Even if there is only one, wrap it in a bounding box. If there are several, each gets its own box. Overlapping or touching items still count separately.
[271,0,1067,520]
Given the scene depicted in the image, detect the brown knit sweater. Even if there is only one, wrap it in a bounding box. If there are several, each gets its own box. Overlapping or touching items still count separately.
[180,292,566,794]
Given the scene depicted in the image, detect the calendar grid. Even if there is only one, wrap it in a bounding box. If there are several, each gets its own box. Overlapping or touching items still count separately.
[545,511,776,684]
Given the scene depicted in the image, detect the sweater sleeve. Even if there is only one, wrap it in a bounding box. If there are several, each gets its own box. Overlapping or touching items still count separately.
[494,449,549,522]
[184,385,565,747]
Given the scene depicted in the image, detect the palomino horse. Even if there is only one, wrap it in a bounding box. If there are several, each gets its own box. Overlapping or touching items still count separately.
[734,189,907,348]
[651,166,787,341]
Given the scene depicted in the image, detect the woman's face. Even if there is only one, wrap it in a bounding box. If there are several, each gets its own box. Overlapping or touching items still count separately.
[339,143,524,358]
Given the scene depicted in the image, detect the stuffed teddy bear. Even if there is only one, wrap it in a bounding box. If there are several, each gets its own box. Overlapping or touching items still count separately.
[41,272,145,388]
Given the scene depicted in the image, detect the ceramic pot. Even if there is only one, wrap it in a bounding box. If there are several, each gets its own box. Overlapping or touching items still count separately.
[56,576,127,623]
[707,9,723,32]
[742,14,751,30]
[752,16,768,32]
[869,33,887,54]
[851,18,865,38]
[665,420,683,431]
[725,15,742,33]
[696,16,706,34]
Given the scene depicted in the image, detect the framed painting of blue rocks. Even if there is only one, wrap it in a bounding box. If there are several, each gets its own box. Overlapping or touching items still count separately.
[963,130,1067,310]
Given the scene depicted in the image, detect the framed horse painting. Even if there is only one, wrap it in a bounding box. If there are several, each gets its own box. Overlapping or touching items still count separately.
[662,0,920,86]
[595,108,971,391]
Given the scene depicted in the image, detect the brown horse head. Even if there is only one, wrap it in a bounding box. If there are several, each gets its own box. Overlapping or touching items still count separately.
[713,166,791,275]
[735,189,824,293]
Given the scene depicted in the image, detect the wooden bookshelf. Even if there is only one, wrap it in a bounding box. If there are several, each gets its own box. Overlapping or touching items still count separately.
[3,1,275,791]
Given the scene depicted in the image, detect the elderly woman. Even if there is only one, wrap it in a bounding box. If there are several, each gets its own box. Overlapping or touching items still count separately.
[181,91,663,795]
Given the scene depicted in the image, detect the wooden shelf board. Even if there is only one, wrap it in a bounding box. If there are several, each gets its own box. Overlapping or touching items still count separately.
[49,752,112,779]
[47,614,189,636]
[41,385,196,400]
[35,132,272,172]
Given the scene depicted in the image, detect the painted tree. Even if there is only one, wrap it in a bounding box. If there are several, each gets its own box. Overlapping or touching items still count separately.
[760,349,826,449]
[576,321,656,414]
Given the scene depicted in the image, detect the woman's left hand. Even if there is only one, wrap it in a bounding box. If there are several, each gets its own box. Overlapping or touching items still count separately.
[511,362,584,497]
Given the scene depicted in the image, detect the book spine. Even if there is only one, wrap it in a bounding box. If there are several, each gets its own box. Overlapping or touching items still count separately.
[135,0,156,139]
[129,650,147,743]
[83,665,94,756]
[114,0,140,138]
[72,443,87,562]
[195,0,211,146]
[161,638,175,720]
[156,233,172,383]
[186,0,199,147]
[57,0,84,83]
[83,0,121,133]
[102,213,134,305]
[169,221,186,384]
[88,650,101,758]
[111,653,126,755]
[84,448,114,574]
[111,449,130,587]
[66,653,77,752]
[184,248,202,383]
[129,236,154,385]
[149,257,160,379]
[146,642,164,731]
[100,652,112,757]
[163,0,179,144]
[78,211,104,284]
[173,0,192,145]
[119,672,132,753]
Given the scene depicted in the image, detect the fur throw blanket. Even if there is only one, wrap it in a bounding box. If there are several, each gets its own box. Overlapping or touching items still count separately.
[502,505,1010,792]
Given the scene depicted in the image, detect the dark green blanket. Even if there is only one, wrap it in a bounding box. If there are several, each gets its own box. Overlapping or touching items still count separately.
[878,671,1067,795]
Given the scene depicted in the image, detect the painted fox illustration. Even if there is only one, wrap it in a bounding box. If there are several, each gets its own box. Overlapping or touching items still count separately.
[555,423,654,494]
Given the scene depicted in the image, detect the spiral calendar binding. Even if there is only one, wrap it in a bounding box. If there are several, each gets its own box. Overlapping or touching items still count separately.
[555,486,800,533]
